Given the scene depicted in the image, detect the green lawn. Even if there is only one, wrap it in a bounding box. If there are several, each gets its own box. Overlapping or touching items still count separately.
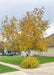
[0,56,54,65]
[0,64,18,73]
[0,56,24,65]
[34,56,54,64]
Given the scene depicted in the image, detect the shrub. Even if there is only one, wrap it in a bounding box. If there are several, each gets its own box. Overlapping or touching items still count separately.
[21,57,39,68]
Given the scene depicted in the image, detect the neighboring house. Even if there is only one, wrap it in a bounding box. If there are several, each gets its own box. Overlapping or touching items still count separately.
[4,49,21,55]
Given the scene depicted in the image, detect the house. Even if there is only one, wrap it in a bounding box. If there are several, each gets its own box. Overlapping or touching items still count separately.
[4,49,21,55]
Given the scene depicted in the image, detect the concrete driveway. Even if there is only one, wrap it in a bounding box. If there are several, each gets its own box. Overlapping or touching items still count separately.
[25,62,54,75]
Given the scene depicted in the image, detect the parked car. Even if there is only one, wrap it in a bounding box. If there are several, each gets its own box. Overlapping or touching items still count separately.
[7,53,14,56]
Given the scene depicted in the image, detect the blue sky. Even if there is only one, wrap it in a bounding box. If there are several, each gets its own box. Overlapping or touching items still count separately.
[0,0,54,37]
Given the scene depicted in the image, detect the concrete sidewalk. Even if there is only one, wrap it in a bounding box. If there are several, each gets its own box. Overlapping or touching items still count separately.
[0,71,30,75]
[0,62,54,75]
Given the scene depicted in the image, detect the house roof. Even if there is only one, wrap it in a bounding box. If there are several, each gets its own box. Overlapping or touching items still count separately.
[47,33,54,47]
[47,33,54,37]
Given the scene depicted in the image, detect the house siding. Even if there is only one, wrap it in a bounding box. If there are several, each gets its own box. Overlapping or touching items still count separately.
[21,47,54,57]
[29,47,54,57]
[41,47,54,57]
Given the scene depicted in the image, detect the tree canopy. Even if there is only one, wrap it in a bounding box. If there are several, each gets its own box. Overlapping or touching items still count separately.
[1,7,53,52]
